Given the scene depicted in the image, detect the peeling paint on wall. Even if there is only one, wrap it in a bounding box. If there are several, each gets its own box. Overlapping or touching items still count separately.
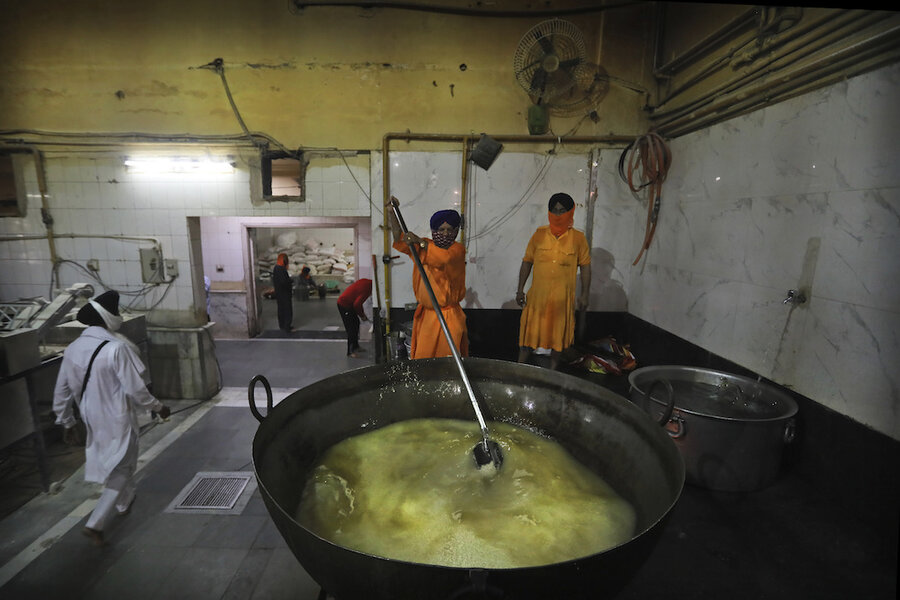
[245,62,294,70]
[119,108,184,115]
[302,62,433,71]
[134,80,180,97]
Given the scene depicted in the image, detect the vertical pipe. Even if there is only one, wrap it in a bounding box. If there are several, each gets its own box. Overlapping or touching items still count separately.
[584,148,599,248]
[381,135,393,339]
[32,150,58,266]
[4,147,58,283]
[460,136,470,241]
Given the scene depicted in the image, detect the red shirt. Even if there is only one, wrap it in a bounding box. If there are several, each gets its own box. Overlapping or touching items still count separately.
[337,278,373,318]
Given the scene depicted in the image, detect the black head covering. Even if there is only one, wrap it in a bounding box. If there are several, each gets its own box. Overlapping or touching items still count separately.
[548,192,575,212]
[76,290,120,327]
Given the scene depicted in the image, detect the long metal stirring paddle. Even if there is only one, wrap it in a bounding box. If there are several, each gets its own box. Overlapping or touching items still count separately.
[389,198,503,470]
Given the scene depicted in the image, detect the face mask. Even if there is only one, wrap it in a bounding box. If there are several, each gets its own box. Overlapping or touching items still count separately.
[431,228,458,249]
[548,208,574,237]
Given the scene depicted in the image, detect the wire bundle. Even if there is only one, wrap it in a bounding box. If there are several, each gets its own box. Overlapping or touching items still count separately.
[618,132,672,266]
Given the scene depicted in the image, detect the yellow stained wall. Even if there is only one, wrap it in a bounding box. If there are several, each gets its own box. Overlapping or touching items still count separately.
[0,1,657,150]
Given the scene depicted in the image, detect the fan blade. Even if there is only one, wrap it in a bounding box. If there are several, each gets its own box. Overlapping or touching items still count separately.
[559,57,583,71]
[549,69,576,94]
[530,68,548,94]
[537,33,556,56]
[516,59,543,76]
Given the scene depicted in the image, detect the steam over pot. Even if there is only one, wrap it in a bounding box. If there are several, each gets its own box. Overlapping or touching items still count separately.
[251,358,684,599]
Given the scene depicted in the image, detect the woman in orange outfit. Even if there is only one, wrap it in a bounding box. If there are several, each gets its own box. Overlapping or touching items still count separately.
[386,198,468,359]
[516,193,591,369]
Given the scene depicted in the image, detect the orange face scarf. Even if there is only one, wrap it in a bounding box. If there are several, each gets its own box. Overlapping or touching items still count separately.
[548,208,574,237]
[276,253,288,267]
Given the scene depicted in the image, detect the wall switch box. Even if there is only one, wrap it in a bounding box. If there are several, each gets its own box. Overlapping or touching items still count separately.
[139,248,165,283]
[164,258,179,278]
[87,258,100,271]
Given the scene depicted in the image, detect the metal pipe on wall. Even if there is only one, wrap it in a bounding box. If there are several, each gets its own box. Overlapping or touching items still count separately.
[654,9,880,121]
[658,26,900,137]
[652,5,761,78]
[379,132,632,342]
[651,10,894,134]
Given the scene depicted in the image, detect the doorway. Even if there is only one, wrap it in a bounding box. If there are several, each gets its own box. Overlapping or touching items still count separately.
[249,225,358,337]
[198,215,372,339]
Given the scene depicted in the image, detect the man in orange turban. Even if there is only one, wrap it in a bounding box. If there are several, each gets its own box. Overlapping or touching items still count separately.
[387,198,468,359]
[516,193,591,369]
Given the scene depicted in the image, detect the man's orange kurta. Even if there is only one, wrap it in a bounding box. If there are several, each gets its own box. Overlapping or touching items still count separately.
[518,226,591,352]
[394,239,468,359]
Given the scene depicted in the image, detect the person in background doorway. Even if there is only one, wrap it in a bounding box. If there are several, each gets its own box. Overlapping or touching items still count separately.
[272,253,294,333]
[337,277,373,357]
[52,290,170,546]
[298,266,327,300]
[386,197,468,359]
[516,192,591,370]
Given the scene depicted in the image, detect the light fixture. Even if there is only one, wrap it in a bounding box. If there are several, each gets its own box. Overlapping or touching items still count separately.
[124,157,235,174]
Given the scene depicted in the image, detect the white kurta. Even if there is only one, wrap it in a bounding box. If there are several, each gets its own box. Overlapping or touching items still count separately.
[53,326,162,484]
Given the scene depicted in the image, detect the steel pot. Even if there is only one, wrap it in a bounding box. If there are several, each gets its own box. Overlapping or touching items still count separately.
[628,365,798,492]
[251,358,684,599]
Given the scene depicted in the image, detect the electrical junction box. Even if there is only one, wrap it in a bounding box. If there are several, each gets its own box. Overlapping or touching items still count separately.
[164,259,179,278]
[139,248,165,283]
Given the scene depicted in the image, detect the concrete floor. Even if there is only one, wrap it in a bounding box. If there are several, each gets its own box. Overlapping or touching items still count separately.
[0,300,895,599]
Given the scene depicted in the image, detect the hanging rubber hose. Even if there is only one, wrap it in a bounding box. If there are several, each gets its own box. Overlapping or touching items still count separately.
[618,132,672,266]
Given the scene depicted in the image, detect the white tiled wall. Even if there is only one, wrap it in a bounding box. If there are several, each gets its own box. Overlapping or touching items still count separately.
[0,151,373,317]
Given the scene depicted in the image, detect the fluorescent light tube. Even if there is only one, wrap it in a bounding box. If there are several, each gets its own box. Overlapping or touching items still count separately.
[125,157,234,174]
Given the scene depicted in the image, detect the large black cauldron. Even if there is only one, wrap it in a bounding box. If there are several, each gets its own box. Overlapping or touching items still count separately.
[250,358,683,599]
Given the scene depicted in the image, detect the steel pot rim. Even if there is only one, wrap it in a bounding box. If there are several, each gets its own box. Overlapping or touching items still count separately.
[628,364,799,423]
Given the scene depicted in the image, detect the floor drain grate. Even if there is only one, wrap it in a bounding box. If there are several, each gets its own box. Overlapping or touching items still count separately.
[166,471,257,515]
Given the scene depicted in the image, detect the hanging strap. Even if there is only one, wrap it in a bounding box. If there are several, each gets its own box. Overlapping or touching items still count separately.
[79,340,110,404]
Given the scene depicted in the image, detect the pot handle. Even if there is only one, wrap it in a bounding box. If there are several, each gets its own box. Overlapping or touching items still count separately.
[664,415,686,439]
[646,379,676,426]
[248,374,273,423]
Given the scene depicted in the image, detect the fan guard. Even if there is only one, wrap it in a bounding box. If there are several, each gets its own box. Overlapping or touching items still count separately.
[513,18,587,102]
[543,62,611,117]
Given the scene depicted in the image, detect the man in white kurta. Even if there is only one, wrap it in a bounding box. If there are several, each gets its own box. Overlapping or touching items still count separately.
[53,290,169,546]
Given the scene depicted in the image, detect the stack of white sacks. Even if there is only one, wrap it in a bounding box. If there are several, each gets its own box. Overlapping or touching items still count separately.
[257,231,356,282]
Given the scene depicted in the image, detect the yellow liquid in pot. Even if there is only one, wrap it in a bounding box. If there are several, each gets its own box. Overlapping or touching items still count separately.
[295,418,636,569]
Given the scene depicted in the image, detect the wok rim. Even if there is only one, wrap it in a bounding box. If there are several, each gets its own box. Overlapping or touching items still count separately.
[252,357,685,573]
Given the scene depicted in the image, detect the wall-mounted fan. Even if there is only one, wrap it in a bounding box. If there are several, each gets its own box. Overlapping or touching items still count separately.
[514,18,587,103]
[514,19,588,134]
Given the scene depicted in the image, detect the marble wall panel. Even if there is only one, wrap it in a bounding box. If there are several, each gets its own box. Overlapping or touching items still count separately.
[630,64,900,439]
[744,194,828,291]
[208,291,249,339]
[837,66,900,191]
[789,299,900,437]
[816,188,900,311]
